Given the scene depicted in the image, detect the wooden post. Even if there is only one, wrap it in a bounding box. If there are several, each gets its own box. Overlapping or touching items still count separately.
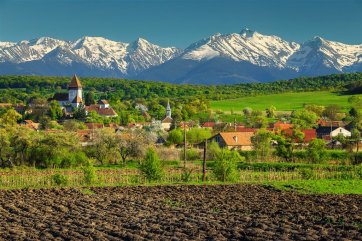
[183,122,186,168]
[202,139,207,182]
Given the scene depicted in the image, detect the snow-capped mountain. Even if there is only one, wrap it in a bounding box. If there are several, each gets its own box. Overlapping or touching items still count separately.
[0,29,361,84]
[0,36,182,77]
[138,29,362,84]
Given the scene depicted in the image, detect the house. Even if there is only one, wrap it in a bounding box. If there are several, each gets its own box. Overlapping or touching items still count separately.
[201,122,216,129]
[209,131,254,150]
[161,101,173,131]
[330,127,351,138]
[282,129,317,143]
[85,104,118,117]
[316,125,349,139]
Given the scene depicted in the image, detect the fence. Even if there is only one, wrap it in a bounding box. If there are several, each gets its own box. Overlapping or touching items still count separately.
[0,166,360,189]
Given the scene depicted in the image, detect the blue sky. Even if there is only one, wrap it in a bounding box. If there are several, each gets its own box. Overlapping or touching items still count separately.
[0,0,361,48]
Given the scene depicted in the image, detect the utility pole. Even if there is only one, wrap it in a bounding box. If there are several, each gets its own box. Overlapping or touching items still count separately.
[202,139,207,182]
[183,122,186,168]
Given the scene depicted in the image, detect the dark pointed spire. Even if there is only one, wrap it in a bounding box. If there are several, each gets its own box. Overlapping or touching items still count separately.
[68,74,82,89]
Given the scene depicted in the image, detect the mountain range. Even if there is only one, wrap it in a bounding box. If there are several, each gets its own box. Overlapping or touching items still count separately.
[0,29,361,84]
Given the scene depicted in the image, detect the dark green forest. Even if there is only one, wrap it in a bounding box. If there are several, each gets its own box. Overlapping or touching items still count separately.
[0,72,361,104]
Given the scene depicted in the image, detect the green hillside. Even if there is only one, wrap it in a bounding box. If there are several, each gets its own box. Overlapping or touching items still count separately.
[210,91,361,112]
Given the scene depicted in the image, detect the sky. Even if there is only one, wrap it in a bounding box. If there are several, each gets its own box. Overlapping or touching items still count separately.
[0,0,361,48]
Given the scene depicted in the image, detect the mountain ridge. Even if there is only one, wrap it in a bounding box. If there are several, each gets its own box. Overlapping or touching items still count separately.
[1,29,361,84]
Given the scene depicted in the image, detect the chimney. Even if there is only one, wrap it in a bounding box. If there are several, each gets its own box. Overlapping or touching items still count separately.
[233,136,238,143]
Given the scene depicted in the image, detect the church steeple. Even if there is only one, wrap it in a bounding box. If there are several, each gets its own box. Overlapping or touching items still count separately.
[68,74,83,107]
[166,100,171,118]
[68,74,82,89]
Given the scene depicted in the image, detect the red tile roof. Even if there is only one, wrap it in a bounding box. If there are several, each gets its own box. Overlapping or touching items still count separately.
[85,105,118,116]
[282,129,316,143]
[219,132,254,146]
[202,122,216,128]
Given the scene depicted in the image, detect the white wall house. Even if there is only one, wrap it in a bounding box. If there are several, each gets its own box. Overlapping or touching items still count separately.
[330,127,351,138]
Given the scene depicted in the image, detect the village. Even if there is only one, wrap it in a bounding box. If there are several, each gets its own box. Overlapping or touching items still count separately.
[0,75,360,164]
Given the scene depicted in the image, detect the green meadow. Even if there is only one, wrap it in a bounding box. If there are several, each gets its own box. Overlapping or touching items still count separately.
[210,91,361,112]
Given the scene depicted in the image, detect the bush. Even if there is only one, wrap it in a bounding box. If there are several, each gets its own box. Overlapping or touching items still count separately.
[213,149,243,182]
[181,167,193,182]
[139,148,164,182]
[186,148,200,160]
[239,150,256,162]
[51,174,68,186]
[83,161,97,185]
[307,139,328,164]
[356,166,362,179]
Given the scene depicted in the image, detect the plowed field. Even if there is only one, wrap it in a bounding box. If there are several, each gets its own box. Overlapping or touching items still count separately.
[0,185,361,240]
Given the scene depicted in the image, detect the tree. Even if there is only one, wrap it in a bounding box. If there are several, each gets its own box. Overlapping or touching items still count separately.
[167,128,184,145]
[291,109,318,129]
[29,98,49,121]
[48,100,63,120]
[86,128,120,165]
[0,108,22,126]
[273,134,294,162]
[0,128,13,167]
[73,105,87,119]
[304,104,325,117]
[39,115,51,130]
[213,149,243,182]
[266,105,276,118]
[252,129,273,161]
[186,128,212,144]
[307,139,327,164]
[323,104,342,120]
[63,120,87,131]
[85,91,96,106]
[116,129,153,164]
[139,148,164,182]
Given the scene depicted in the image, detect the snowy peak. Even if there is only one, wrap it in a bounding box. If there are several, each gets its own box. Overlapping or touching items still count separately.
[0,30,361,84]
[288,36,362,72]
[0,36,181,74]
[182,30,299,68]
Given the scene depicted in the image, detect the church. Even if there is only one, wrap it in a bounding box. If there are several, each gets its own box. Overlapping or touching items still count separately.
[161,101,173,131]
[51,75,117,117]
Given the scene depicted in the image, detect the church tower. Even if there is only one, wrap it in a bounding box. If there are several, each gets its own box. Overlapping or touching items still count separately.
[68,74,83,108]
[166,100,171,118]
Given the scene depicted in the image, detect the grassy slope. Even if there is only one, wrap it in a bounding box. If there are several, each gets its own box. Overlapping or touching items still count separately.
[268,180,362,194]
[210,91,361,112]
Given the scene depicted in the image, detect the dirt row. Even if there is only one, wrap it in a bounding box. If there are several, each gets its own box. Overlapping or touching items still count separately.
[0,184,361,240]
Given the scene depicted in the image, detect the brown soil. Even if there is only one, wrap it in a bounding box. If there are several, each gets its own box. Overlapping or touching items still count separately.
[0,184,361,240]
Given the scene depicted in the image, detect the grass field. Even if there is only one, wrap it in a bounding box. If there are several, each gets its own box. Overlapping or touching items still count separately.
[210,91,361,112]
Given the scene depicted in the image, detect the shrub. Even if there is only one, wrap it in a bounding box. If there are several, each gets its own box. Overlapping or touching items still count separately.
[51,174,68,186]
[213,149,243,182]
[83,160,97,185]
[139,148,164,182]
[181,167,193,182]
[307,139,327,164]
[356,166,362,179]
[186,148,200,160]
